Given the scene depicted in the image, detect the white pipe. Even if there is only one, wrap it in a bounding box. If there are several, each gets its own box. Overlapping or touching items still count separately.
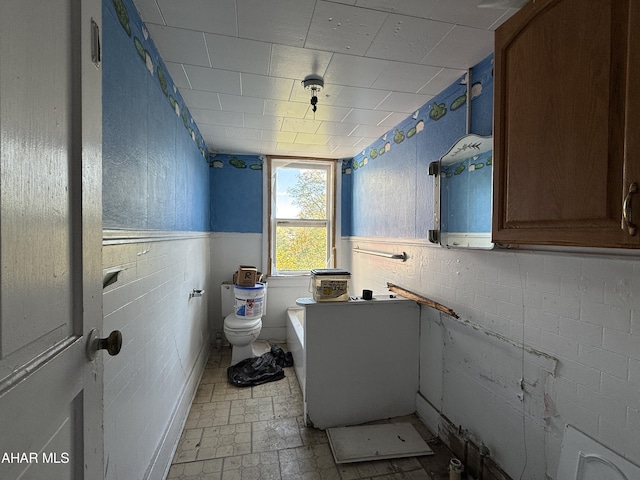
[449,458,463,480]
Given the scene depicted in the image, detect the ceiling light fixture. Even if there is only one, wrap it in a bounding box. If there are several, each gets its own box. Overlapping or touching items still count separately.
[302,74,324,113]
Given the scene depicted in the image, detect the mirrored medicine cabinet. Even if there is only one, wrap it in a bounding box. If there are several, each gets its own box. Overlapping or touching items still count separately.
[429,134,494,249]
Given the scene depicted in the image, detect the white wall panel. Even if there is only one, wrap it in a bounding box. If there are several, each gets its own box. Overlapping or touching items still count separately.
[102,235,211,480]
[346,237,640,479]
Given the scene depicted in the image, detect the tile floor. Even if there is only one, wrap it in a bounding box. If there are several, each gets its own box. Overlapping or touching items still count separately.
[166,346,453,480]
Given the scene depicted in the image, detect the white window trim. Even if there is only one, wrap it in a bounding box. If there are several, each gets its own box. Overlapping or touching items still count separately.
[262,156,341,277]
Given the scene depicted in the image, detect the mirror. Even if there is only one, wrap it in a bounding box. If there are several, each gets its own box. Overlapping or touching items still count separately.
[430,134,493,249]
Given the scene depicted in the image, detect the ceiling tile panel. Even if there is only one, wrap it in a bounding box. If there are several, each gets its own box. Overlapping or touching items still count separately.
[146,24,210,67]
[204,33,271,74]
[330,85,391,109]
[305,1,388,56]
[241,74,295,101]
[183,65,241,94]
[376,111,412,127]
[243,114,284,131]
[354,0,438,18]
[325,135,361,146]
[281,118,322,134]
[333,147,359,158]
[294,133,331,145]
[303,104,352,122]
[375,91,434,113]
[349,124,390,138]
[276,143,336,156]
[342,108,392,125]
[323,54,391,88]
[370,63,443,93]
[255,141,279,152]
[417,67,466,95]
[133,0,518,156]
[189,109,244,128]
[269,44,333,81]
[164,62,192,89]
[421,25,494,70]
[237,0,316,47]
[218,94,265,114]
[428,0,510,29]
[225,127,263,141]
[133,0,165,25]
[354,137,382,149]
[180,90,222,110]
[261,131,298,143]
[365,14,453,63]
[156,0,238,36]
[214,139,276,154]
[315,121,358,136]
[264,99,309,119]
[198,124,228,138]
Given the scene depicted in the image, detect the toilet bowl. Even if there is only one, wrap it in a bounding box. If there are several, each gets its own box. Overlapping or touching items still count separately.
[220,282,267,365]
[223,314,262,365]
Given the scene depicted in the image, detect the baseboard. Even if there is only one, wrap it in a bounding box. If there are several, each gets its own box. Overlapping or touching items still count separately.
[415,392,441,435]
[146,337,211,480]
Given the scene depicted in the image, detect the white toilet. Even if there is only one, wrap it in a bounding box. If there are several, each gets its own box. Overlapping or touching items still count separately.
[221,283,266,365]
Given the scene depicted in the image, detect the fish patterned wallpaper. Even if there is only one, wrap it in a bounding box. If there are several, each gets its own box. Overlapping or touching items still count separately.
[209,153,353,234]
[103,0,210,231]
[349,54,494,239]
[209,154,264,233]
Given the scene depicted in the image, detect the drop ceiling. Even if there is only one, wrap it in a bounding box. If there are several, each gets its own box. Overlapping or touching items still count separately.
[132,0,520,159]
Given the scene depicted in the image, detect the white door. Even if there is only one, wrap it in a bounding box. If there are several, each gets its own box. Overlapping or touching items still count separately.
[0,0,105,479]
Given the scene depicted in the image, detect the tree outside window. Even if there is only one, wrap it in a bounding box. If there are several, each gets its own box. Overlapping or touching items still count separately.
[270,159,335,274]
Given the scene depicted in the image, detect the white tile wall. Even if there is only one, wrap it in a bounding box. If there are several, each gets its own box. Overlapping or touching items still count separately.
[209,233,263,340]
[347,237,640,480]
[102,236,211,480]
[209,233,640,477]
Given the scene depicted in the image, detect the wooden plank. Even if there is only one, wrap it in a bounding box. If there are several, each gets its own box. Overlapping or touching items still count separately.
[386,283,459,319]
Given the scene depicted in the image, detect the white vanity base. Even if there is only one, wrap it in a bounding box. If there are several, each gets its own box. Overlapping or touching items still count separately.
[297,296,420,430]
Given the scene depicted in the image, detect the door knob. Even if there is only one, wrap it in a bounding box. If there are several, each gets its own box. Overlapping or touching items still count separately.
[86,329,123,360]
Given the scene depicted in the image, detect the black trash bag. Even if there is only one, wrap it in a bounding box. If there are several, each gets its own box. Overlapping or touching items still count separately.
[227,345,294,387]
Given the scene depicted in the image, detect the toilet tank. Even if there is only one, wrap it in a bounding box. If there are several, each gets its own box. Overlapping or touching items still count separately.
[220,283,235,317]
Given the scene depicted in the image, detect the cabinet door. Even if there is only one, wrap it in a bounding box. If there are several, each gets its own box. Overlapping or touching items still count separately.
[625,0,640,240]
[493,0,640,247]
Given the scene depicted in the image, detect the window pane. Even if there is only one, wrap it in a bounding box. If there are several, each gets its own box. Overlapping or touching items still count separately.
[275,225,327,271]
[276,167,327,219]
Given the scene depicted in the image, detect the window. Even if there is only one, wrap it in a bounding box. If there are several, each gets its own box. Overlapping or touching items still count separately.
[267,157,337,275]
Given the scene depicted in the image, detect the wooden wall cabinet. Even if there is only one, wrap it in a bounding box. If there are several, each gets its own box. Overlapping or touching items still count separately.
[493,0,640,248]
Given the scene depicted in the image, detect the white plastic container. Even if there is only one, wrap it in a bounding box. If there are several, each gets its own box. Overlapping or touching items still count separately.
[234,283,266,319]
[310,269,350,302]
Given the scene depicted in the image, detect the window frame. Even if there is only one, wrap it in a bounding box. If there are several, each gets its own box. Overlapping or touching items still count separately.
[265,156,338,276]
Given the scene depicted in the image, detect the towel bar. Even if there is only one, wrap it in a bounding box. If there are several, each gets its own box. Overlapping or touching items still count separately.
[354,247,407,262]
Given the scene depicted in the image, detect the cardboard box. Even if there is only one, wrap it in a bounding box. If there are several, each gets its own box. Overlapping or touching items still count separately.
[234,265,257,287]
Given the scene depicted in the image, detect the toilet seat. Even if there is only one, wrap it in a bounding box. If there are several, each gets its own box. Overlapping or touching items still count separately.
[223,313,263,365]
[223,314,261,331]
